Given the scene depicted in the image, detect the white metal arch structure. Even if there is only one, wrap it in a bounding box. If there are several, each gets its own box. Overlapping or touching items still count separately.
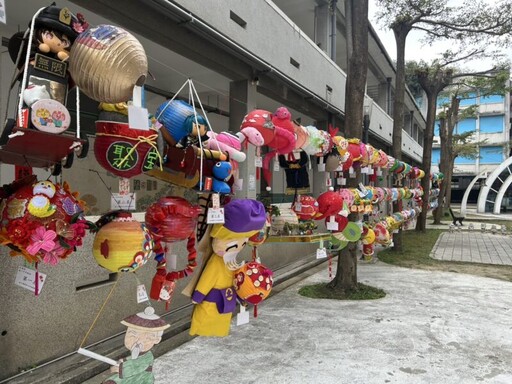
[477,156,512,213]
[494,174,512,214]
[461,171,487,216]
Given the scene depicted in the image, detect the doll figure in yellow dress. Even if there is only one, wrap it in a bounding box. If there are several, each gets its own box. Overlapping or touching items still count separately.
[189,199,266,337]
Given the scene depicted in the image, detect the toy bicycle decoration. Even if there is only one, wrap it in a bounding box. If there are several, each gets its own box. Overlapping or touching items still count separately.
[1,5,90,174]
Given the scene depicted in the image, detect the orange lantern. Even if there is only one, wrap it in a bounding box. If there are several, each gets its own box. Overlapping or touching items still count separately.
[92,212,154,272]
[233,262,273,305]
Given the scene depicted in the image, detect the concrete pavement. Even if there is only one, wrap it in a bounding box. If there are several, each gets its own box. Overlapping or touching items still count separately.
[431,232,512,265]
[153,262,512,384]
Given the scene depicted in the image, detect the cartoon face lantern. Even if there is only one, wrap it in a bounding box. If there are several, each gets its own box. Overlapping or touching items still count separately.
[92,212,154,272]
[0,178,89,265]
[293,195,319,221]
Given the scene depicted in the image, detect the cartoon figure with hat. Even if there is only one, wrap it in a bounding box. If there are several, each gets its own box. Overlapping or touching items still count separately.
[103,307,169,384]
[187,199,266,337]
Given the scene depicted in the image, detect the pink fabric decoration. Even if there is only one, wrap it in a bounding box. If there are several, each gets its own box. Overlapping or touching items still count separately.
[26,227,57,256]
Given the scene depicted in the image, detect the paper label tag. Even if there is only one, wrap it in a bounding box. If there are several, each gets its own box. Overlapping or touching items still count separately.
[326,216,339,231]
[111,193,136,210]
[255,156,263,168]
[118,178,130,195]
[234,178,243,191]
[316,248,327,259]
[212,193,220,209]
[136,284,149,303]
[318,163,326,172]
[236,305,250,326]
[361,167,369,174]
[0,0,6,24]
[207,208,225,224]
[294,203,302,211]
[273,160,280,172]
[15,266,46,294]
[128,105,149,130]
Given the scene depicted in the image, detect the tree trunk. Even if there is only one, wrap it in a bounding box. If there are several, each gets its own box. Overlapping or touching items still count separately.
[434,118,448,224]
[390,27,409,252]
[331,0,368,291]
[416,91,437,231]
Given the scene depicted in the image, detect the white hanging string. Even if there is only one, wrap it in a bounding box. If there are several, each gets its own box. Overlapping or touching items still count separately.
[187,79,204,190]
[75,86,81,139]
[189,80,222,153]
[154,79,189,122]
[18,7,46,128]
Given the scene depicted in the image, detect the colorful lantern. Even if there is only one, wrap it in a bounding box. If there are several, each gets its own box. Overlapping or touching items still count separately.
[145,197,201,243]
[92,212,154,272]
[94,121,160,178]
[155,100,207,146]
[234,261,273,305]
[69,25,148,103]
[0,178,90,265]
[292,195,319,221]
[314,191,344,220]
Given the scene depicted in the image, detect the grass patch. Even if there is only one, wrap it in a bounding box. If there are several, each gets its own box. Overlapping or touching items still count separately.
[379,229,512,282]
[298,282,386,300]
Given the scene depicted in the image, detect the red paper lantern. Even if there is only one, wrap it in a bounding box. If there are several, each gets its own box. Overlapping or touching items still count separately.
[292,195,319,221]
[145,197,201,242]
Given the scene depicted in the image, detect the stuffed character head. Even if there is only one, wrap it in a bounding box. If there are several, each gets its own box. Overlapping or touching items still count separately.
[210,199,266,269]
[206,132,246,163]
[239,109,275,146]
[272,107,294,135]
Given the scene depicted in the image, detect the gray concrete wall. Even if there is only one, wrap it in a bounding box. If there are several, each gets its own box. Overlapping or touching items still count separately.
[175,0,347,112]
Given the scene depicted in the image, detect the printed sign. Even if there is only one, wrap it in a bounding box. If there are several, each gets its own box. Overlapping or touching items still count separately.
[14,266,47,294]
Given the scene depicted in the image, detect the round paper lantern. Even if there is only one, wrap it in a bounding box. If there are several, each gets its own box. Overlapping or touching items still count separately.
[234,261,273,305]
[292,195,319,221]
[93,212,154,272]
[69,25,148,103]
[94,121,160,178]
[0,178,89,265]
[145,197,201,243]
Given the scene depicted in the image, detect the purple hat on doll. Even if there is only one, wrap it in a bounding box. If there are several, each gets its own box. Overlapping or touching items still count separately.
[224,199,266,233]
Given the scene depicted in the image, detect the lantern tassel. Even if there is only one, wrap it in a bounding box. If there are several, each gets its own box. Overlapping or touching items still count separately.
[254,304,258,318]
[34,262,39,296]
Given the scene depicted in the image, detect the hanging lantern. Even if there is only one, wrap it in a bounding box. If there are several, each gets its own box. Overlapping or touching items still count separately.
[145,197,201,243]
[0,177,90,265]
[292,195,319,221]
[154,99,207,146]
[234,261,273,305]
[69,25,148,103]
[94,121,160,178]
[92,212,154,272]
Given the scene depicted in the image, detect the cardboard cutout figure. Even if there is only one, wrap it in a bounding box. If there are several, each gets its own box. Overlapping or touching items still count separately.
[103,307,170,384]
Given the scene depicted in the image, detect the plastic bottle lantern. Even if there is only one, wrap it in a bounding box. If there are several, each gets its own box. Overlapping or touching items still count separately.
[92,212,154,272]
[69,25,148,103]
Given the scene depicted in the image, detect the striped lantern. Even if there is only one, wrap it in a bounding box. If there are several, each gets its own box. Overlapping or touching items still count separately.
[92,212,154,272]
[69,25,148,103]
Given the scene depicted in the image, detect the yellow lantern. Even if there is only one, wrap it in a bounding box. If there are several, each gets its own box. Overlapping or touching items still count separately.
[69,25,148,103]
[92,212,154,272]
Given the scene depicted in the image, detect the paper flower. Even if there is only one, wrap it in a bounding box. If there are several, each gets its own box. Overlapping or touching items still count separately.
[42,243,66,265]
[26,227,57,256]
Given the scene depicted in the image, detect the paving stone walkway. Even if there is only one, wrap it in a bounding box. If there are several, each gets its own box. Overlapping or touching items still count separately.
[431,232,512,265]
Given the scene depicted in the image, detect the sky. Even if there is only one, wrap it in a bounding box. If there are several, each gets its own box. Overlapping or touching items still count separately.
[367,0,510,71]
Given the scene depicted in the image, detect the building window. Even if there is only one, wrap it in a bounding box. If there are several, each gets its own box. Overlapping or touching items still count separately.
[480,94,504,104]
[479,115,504,134]
[479,146,504,164]
[456,118,476,134]
[459,92,477,107]
[432,148,440,165]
